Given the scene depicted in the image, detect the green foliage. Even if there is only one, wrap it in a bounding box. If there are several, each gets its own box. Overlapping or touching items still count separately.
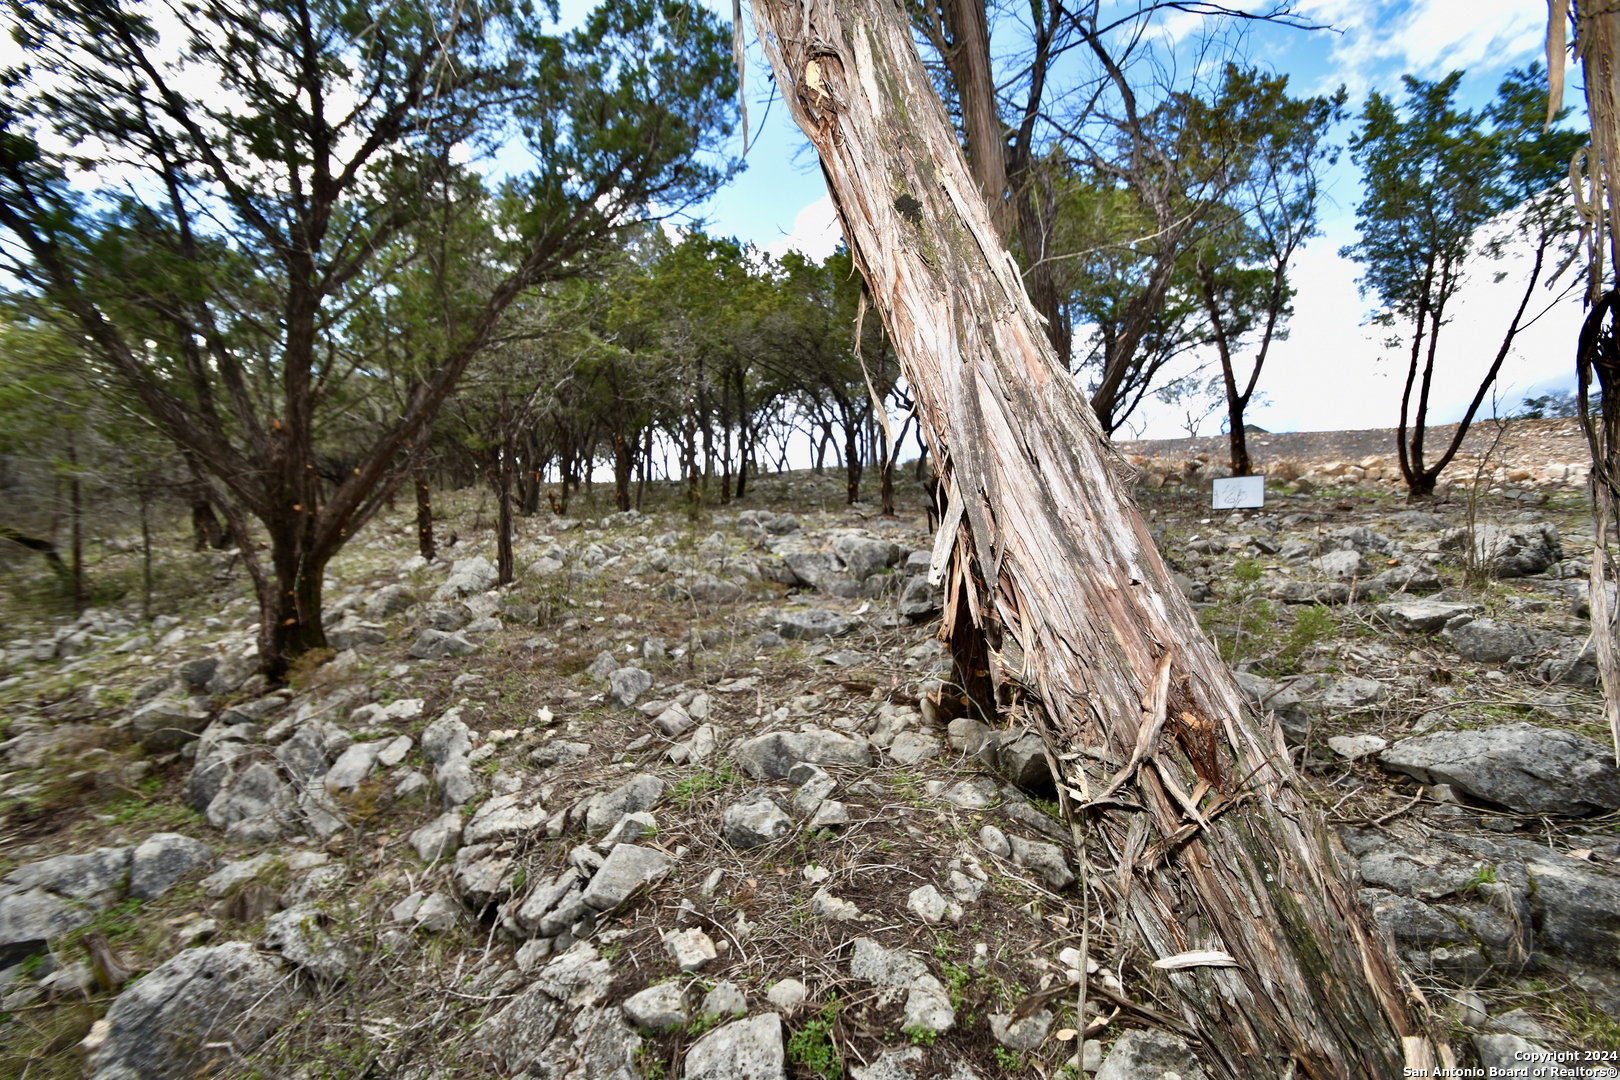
[1276,605,1336,669]
[787,1001,843,1079]
[669,761,742,809]
[993,1047,1025,1072]
[903,1025,937,1047]
[1199,558,1276,664]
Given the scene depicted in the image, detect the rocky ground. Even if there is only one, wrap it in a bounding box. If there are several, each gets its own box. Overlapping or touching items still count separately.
[2,436,1619,1080]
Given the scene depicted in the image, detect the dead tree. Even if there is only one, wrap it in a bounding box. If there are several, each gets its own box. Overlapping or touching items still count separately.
[748,0,1424,1073]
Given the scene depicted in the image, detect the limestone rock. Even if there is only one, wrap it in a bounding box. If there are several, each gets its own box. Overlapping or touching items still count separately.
[90,942,299,1080]
[685,1013,787,1080]
[1441,523,1561,578]
[129,834,213,901]
[773,608,855,640]
[849,937,954,1033]
[1094,1028,1208,1080]
[580,844,672,910]
[990,1009,1053,1051]
[1379,723,1620,815]
[623,982,688,1031]
[723,797,792,848]
[407,629,477,659]
[733,729,872,779]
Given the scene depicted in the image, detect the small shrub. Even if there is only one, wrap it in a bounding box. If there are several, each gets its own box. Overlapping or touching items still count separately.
[788,1001,842,1079]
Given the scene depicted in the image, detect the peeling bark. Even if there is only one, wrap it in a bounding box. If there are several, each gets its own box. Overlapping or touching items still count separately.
[749,0,1419,1073]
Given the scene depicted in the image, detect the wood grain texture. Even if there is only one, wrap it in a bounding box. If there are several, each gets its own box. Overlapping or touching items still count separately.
[748,0,1419,1073]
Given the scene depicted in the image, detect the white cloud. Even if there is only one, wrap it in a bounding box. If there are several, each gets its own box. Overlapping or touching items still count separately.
[1302,0,1546,92]
[763,195,844,262]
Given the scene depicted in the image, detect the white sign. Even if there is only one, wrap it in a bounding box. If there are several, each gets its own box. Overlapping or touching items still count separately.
[1211,475,1265,509]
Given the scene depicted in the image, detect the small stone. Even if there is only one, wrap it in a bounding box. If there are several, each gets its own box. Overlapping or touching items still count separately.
[808,799,850,828]
[685,1013,787,1080]
[623,982,689,1031]
[907,884,950,924]
[979,825,1011,858]
[665,927,718,971]
[1095,1028,1208,1080]
[991,1009,1053,1051]
[767,978,808,1014]
[723,797,793,848]
[410,812,463,861]
[888,732,943,765]
[1327,735,1387,761]
[580,844,673,910]
[703,980,748,1018]
[609,666,654,708]
[413,892,460,932]
[812,890,862,921]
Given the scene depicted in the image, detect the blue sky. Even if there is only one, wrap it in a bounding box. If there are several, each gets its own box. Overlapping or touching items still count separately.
[664,0,1586,439]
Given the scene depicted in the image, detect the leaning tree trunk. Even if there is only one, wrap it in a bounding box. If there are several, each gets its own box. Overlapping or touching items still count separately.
[749,0,1421,1074]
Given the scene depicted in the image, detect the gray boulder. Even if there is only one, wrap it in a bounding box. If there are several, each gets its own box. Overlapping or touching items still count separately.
[129,834,214,900]
[1095,1028,1209,1080]
[773,608,855,639]
[608,666,653,708]
[1377,600,1477,634]
[131,696,210,751]
[364,584,416,617]
[898,576,943,619]
[781,551,838,590]
[1441,523,1561,577]
[733,729,872,779]
[622,982,688,1031]
[91,942,300,1080]
[262,905,350,980]
[581,844,673,910]
[433,555,498,600]
[584,773,665,835]
[1450,619,1556,663]
[1379,723,1620,815]
[832,533,901,581]
[685,1013,786,1080]
[722,797,793,848]
[407,629,476,659]
[1312,549,1372,582]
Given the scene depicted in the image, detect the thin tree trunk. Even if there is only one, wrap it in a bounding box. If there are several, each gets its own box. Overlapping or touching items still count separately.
[67,431,83,612]
[497,419,516,586]
[749,1,1419,1074]
[414,464,436,561]
[138,485,152,623]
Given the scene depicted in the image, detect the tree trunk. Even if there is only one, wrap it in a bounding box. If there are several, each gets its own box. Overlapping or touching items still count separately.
[497,422,516,586]
[414,464,436,561]
[749,0,1419,1073]
[67,431,83,612]
[138,485,153,623]
[265,525,328,678]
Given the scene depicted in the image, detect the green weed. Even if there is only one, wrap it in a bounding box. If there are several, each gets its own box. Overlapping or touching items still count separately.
[787,1000,842,1079]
